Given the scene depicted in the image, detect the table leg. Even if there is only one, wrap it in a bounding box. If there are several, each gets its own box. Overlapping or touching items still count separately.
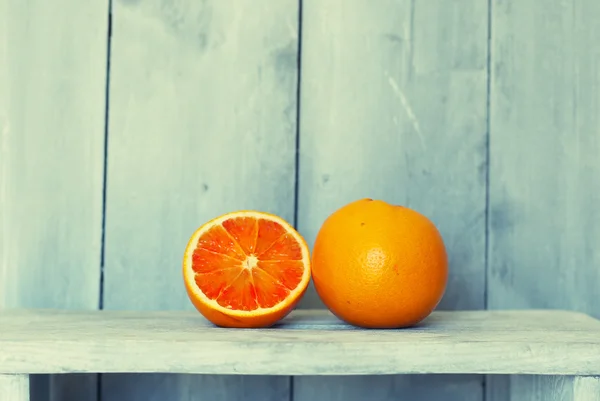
[0,374,30,401]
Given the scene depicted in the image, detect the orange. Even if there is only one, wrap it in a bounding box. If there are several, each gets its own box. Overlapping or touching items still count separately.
[183,211,311,328]
[312,199,448,329]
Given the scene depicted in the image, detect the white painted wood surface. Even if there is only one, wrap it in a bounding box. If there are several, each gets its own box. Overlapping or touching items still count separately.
[297,0,488,400]
[488,0,600,400]
[102,0,299,400]
[1,309,599,376]
[0,1,109,401]
[0,375,29,401]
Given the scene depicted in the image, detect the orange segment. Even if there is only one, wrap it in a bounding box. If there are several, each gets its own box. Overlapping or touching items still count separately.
[196,225,246,260]
[254,219,287,254]
[192,248,241,273]
[183,210,311,328]
[215,269,258,311]
[258,233,304,260]
[195,267,241,299]
[257,260,304,290]
[222,217,258,255]
[251,267,291,309]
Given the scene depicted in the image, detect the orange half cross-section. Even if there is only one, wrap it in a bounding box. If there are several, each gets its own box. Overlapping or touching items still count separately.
[183,211,311,328]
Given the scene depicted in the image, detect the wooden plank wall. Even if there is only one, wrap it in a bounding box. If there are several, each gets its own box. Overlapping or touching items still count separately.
[101,1,298,400]
[487,0,600,400]
[1,1,598,401]
[0,1,109,401]
[295,1,487,400]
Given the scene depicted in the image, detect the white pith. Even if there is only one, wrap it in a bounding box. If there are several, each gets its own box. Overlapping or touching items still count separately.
[243,255,259,269]
[183,211,311,316]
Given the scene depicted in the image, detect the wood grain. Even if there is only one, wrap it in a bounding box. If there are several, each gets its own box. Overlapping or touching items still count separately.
[0,375,29,401]
[1,309,599,376]
[488,0,600,399]
[573,377,600,401]
[0,1,109,401]
[102,0,299,400]
[488,376,600,401]
[296,0,488,400]
[294,375,483,401]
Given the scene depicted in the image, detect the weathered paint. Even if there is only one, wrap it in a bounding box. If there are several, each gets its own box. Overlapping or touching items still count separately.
[0,375,29,401]
[0,1,109,401]
[296,0,488,400]
[488,0,600,400]
[2,309,600,375]
[101,0,299,400]
[1,0,599,400]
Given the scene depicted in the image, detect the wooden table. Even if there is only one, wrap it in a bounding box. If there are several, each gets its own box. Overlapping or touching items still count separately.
[1,309,599,400]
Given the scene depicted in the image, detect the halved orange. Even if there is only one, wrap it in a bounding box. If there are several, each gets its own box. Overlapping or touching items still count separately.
[183,210,311,328]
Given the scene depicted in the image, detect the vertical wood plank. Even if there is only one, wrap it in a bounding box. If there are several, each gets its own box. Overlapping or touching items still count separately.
[487,376,600,401]
[573,377,600,401]
[296,0,488,400]
[0,1,109,401]
[102,1,298,400]
[295,375,483,401]
[488,376,573,401]
[488,0,600,399]
[0,375,30,401]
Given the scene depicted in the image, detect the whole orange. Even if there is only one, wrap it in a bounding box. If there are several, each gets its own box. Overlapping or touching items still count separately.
[312,198,448,328]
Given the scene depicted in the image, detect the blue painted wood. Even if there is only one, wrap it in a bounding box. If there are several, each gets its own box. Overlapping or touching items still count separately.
[101,0,299,400]
[487,0,600,400]
[0,1,109,401]
[295,0,488,400]
[2,1,597,401]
